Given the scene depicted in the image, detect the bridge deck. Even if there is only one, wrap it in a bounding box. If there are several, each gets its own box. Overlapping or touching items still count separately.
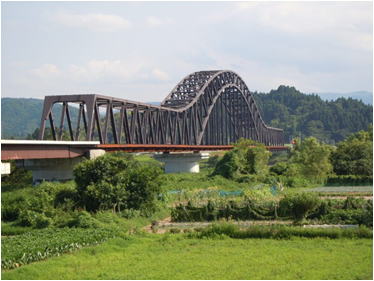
[1,140,289,161]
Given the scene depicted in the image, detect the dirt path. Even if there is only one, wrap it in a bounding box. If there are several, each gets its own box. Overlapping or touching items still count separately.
[143,218,293,234]
[320,196,372,200]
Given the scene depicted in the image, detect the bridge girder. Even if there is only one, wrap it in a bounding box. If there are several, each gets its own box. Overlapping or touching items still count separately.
[39,70,284,146]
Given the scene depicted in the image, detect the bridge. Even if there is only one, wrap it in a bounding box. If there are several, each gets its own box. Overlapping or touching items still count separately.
[38,70,283,146]
[2,70,286,182]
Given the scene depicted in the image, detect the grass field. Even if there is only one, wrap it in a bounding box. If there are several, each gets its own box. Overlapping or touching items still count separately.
[2,235,372,280]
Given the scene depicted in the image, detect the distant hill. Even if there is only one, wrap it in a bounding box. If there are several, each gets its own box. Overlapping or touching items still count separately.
[1,98,79,139]
[2,88,373,143]
[254,86,373,144]
[1,98,44,139]
[316,91,372,105]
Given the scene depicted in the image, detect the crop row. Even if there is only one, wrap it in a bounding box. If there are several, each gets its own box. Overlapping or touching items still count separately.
[1,228,115,270]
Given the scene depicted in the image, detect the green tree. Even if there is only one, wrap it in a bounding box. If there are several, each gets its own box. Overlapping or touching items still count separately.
[331,126,373,176]
[290,137,333,184]
[213,151,240,179]
[73,154,162,213]
[213,138,271,179]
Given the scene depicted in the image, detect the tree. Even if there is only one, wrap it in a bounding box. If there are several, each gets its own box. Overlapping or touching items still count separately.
[213,151,240,179]
[213,138,271,179]
[73,154,162,213]
[331,126,373,176]
[289,137,333,184]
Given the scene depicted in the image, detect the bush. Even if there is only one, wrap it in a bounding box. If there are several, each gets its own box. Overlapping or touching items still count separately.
[213,139,271,179]
[331,128,373,177]
[18,210,51,228]
[1,194,27,222]
[279,192,321,223]
[191,223,372,240]
[213,151,240,179]
[270,162,288,175]
[326,175,373,186]
[289,137,333,184]
[73,154,163,213]
[171,198,277,222]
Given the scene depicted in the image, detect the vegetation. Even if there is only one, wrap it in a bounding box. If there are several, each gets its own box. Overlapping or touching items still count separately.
[171,194,372,226]
[2,236,372,280]
[213,138,271,180]
[278,192,320,222]
[1,126,372,279]
[331,127,373,177]
[254,85,372,143]
[73,153,163,214]
[2,228,115,270]
[192,222,372,239]
[1,98,79,139]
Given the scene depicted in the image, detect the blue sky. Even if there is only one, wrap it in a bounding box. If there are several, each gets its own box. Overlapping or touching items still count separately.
[2,1,373,102]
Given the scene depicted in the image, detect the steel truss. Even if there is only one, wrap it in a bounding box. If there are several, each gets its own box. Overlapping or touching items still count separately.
[39,70,284,145]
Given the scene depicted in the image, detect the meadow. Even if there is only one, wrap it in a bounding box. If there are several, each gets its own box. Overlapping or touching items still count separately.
[2,235,372,280]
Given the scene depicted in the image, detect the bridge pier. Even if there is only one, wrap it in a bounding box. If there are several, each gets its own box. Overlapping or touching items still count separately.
[154,152,208,173]
[17,149,106,184]
[1,162,11,175]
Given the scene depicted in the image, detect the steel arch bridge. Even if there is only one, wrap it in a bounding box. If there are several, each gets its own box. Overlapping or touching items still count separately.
[39,70,284,146]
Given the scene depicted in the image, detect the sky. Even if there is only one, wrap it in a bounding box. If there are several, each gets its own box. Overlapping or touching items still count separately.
[1,1,373,102]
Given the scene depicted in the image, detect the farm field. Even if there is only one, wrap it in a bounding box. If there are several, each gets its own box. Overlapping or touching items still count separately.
[2,235,372,280]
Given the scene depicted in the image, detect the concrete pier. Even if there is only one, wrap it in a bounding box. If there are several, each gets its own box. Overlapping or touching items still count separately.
[17,149,106,184]
[154,152,207,173]
[1,162,11,175]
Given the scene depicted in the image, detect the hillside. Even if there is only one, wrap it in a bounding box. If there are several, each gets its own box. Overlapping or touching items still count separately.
[1,98,78,139]
[254,86,373,143]
[2,87,372,143]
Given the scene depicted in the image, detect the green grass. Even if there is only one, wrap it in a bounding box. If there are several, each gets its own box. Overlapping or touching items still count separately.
[2,235,372,280]
[160,171,254,192]
[1,222,33,236]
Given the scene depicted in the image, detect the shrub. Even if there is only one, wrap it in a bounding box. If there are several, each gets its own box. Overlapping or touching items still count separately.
[289,137,333,184]
[191,223,372,240]
[270,162,288,175]
[279,192,321,223]
[331,128,373,177]
[73,154,163,213]
[321,208,373,227]
[213,139,271,179]
[326,175,373,186]
[18,210,51,228]
[213,151,240,179]
[1,194,27,222]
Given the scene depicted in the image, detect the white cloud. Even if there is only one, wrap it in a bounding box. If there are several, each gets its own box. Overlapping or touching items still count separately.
[54,12,131,32]
[30,64,60,78]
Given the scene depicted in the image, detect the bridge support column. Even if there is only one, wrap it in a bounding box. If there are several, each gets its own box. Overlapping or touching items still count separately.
[154,152,208,173]
[17,149,106,184]
[1,162,11,175]
[19,158,83,184]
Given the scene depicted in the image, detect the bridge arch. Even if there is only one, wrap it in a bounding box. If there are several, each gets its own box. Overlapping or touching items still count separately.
[161,70,281,145]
